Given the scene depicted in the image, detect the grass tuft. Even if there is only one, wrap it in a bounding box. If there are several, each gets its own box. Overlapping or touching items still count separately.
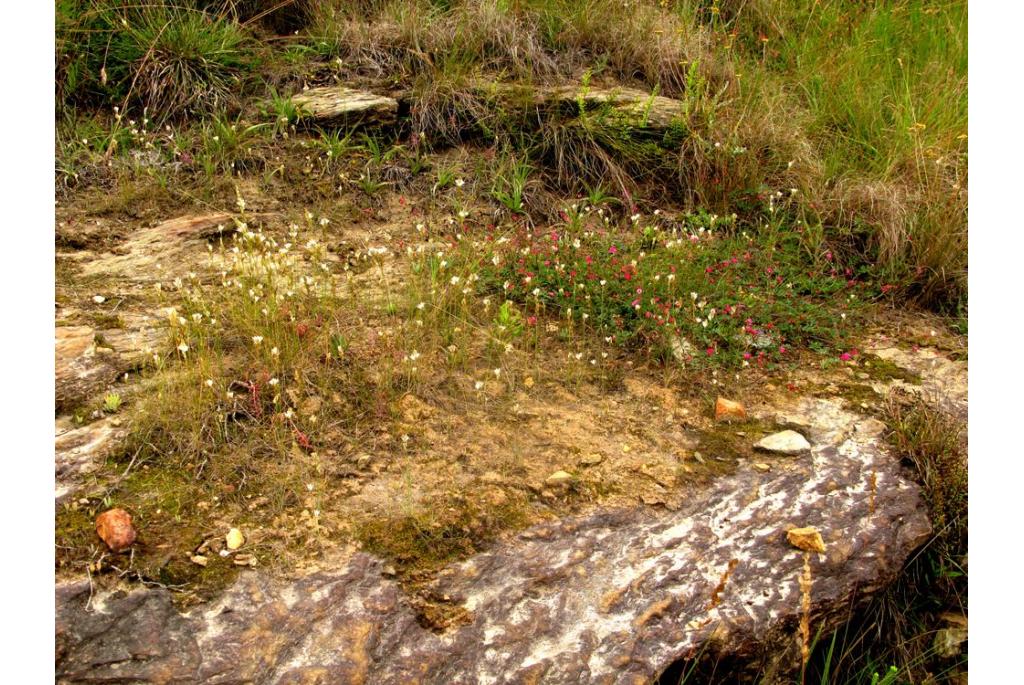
[57,1,255,120]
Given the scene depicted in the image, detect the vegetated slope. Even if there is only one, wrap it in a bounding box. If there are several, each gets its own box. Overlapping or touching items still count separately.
[56,0,966,317]
[54,1,967,683]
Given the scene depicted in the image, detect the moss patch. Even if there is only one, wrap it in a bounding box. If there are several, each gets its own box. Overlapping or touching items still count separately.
[356,489,532,576]
[55,459,243,606]
[859,354,922,385]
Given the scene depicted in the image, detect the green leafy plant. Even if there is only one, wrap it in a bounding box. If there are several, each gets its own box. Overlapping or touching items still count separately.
[493,301,524,341]
[433,166,456,195]
[103,392,123,413]
[360,133,401,166]
[491,156,532,215]
[199,113,268,174]
[266,88,303,136]
[356,169,387,195]
[331,333,350,359]
[315,128,361,171]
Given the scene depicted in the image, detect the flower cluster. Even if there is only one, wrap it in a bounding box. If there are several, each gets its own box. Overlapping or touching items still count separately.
[475,205,864,367]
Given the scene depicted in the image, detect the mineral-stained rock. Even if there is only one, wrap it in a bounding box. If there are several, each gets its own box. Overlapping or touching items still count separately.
[290,86,398,126]
[95,508,136,553]
[786,526,826,553]
[56,397,930,684]
[755,430,812,455]
[715,397,747,422]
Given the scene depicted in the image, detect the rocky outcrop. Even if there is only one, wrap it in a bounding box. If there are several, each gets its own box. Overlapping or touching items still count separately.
[55,326,123,411]
[55,416,126,503]
[863,335,967,419]
[291,82,685,134]
[56,397,930,684]
[488,83,686,130]
[79,213,239,278]
[55,317,163,412]
[290,86,399,126]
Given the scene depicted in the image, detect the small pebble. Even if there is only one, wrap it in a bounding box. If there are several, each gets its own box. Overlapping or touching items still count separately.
[226,527,244,550]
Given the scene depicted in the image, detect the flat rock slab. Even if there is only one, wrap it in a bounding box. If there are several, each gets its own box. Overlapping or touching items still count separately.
[473,83,685,132]
[55,416,126,503]
[538,85,684,129]
[754,430,811,455]
[55,326,122,411]
[56,397,930,684]
[291,86,398,125]
[55,317,164,411]
[863,336,967,419]
[80,212,238,279]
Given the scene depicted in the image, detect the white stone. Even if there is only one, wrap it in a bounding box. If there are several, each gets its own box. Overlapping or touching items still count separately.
[753,430,811,455]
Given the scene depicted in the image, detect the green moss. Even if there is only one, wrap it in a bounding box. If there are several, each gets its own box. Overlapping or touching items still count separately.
[694,418,777,462]
[659,418,784,485]
[55,504,98,570]
[356,490,531,575]
[91,312,126,329]
[55,458,241,605]
[859,354,922,385]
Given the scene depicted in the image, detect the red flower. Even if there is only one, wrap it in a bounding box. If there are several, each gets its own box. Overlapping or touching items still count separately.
[294,428,312,450]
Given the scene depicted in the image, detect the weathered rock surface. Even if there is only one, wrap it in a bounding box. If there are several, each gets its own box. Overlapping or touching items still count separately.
[55,416,126,503]
[291,86,399,125]
[56,397,930,684]
[324,82,687,134]
[477,83,686,131]
[754,430,811,455]
[80,212,239,278]
[55,316,163,412]
[55,326,122,411]
[863,335,967,419]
